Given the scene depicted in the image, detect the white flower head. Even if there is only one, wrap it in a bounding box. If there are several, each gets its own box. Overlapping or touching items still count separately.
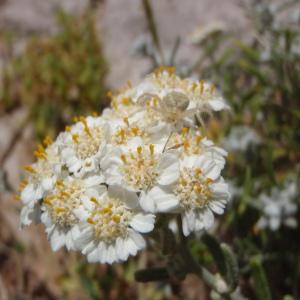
[40,175,103,251]
[74,185,155,264]
[257,177,298,231]
[19,139,64,226]
[102,137,180,213]
[20,140,62,204]
[19,68,231,264]
[167,127,227,169]
[129,68,230,129]
[222,126,261,152]
[61,116,109,176]
[161,155,230,236]
[185,78,230,113]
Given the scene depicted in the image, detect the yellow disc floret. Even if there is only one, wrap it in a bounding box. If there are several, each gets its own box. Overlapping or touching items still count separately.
[87,195,132,242]
[43,179,83,227]
[120,145,159,190]
[176,167,213,210]
[71,117,103,159]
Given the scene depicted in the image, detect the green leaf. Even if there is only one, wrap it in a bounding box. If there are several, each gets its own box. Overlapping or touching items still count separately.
[250,257,272,300]
[234,39,260,61]
[202,234,227,277]
[221,244,239,292]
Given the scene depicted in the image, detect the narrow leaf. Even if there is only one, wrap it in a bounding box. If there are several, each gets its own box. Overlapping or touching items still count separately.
[221,243,239,292]
[250,257,272,300]
[202,234,227,277]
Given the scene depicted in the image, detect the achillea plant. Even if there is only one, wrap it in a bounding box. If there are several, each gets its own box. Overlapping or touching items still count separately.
[19,67,232,277]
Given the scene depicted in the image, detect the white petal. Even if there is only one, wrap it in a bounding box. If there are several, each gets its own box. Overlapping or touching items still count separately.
[65,155,78,166]
[157,154,179,185]
[194,217,205,231]
[80,195,94,211]
[182,214,191,236]
[201,137,214,147]
[181,155,202,169]
[100,148,122,170]
[70,224,81,241]
[126,137,144,150]
[148,186,179,212]
[124,237,138,257]
[87,247,100,263]
[61,148,74,160]
[270,217,280,230]
[75,226,93,249]
[20,204,41,226]
[49,227,66,251]
[209,201,225,215]
[130,213,155,233]
[20,184,35,204]
[84,175,104,187]
[203,161,221,180]
[100,244,109,263]
[202,209,215,229]
[104,167,124,186]
[211,182,230,199]
[82,240,97,255]
[128,230,146,249]
[284,217,297,228]
[41,177,54,191]
[41,210,53,228]
[209,99,229,111]
[108,185,139,209]
[45,224,55,235]
[85,188,103,200]
[106,245,117,264]
[116,238,128,261]
[97,242,106,263]
[73,207,89,221]
[139,191,155,213]
[65,231,76,251]
[69,160,82,173]
[186,210,196,232]
[265,203,280,217]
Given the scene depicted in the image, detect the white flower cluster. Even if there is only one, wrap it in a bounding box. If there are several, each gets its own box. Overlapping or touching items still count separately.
[257,177,298,231]
[222,126,261,153]
[19,67,230,264]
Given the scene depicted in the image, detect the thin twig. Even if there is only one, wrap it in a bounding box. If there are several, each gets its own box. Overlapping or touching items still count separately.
[142,0,165,65]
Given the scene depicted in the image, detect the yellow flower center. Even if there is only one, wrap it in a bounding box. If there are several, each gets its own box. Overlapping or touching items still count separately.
[112,125,146,145]
[71,119,103,160]
[168,130,203,156]
[43,180,82,227]
[188,80,217,102]
[87,196,132,242]
[176,167,213,210]
[120,145,158,190]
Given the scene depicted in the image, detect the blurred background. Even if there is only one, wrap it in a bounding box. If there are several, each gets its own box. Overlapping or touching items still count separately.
[0,0,299,299]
